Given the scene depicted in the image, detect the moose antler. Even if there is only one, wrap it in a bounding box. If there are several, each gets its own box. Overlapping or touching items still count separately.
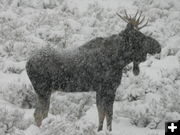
[116,10,149,30]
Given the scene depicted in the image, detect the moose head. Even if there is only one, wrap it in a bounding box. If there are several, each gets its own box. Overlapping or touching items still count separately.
[117,10,161,75]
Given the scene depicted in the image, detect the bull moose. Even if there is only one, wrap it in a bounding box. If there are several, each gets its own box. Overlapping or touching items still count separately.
[26,10,161,131]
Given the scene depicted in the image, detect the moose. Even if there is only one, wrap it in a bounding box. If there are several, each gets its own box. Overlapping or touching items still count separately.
[26,10,161,131]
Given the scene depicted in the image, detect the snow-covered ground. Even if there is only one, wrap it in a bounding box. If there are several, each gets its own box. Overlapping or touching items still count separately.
[0,0,180,135]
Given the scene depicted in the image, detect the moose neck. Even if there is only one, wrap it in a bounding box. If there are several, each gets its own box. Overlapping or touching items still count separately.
[101,33,133,70]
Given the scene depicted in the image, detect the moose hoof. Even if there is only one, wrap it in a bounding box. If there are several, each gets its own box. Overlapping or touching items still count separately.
[97,126,103,132]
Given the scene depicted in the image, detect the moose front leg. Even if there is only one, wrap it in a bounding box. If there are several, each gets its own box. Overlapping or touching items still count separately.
[105,102,113,131]
[96,93,105,131]
[97,105,105,131]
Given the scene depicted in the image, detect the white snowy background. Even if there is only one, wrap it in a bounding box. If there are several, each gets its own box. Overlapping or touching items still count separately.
[0,0,180,134]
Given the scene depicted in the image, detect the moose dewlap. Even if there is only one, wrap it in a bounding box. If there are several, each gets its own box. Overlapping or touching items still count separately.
[26,10,161,131]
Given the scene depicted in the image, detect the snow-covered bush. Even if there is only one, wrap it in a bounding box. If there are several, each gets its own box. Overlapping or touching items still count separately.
[165,112,180,122]
[116,68,180,129]
[3,82,37,109]
[1,60,25,74]
[158,69,180,113]
[50,92,95,120]
[0,108,25,135]
[42,0,58,9]
[134,0,180,11]
[40,117,97,135]
[0,11,45,59]
[116,73,151,102]
[123,95,165,129]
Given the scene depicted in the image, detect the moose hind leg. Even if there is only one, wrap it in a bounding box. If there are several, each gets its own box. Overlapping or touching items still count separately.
[105,95,115,131]
[34,94,51,127]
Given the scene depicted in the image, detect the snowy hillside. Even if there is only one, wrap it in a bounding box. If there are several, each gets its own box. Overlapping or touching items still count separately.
[0,0,180,135]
